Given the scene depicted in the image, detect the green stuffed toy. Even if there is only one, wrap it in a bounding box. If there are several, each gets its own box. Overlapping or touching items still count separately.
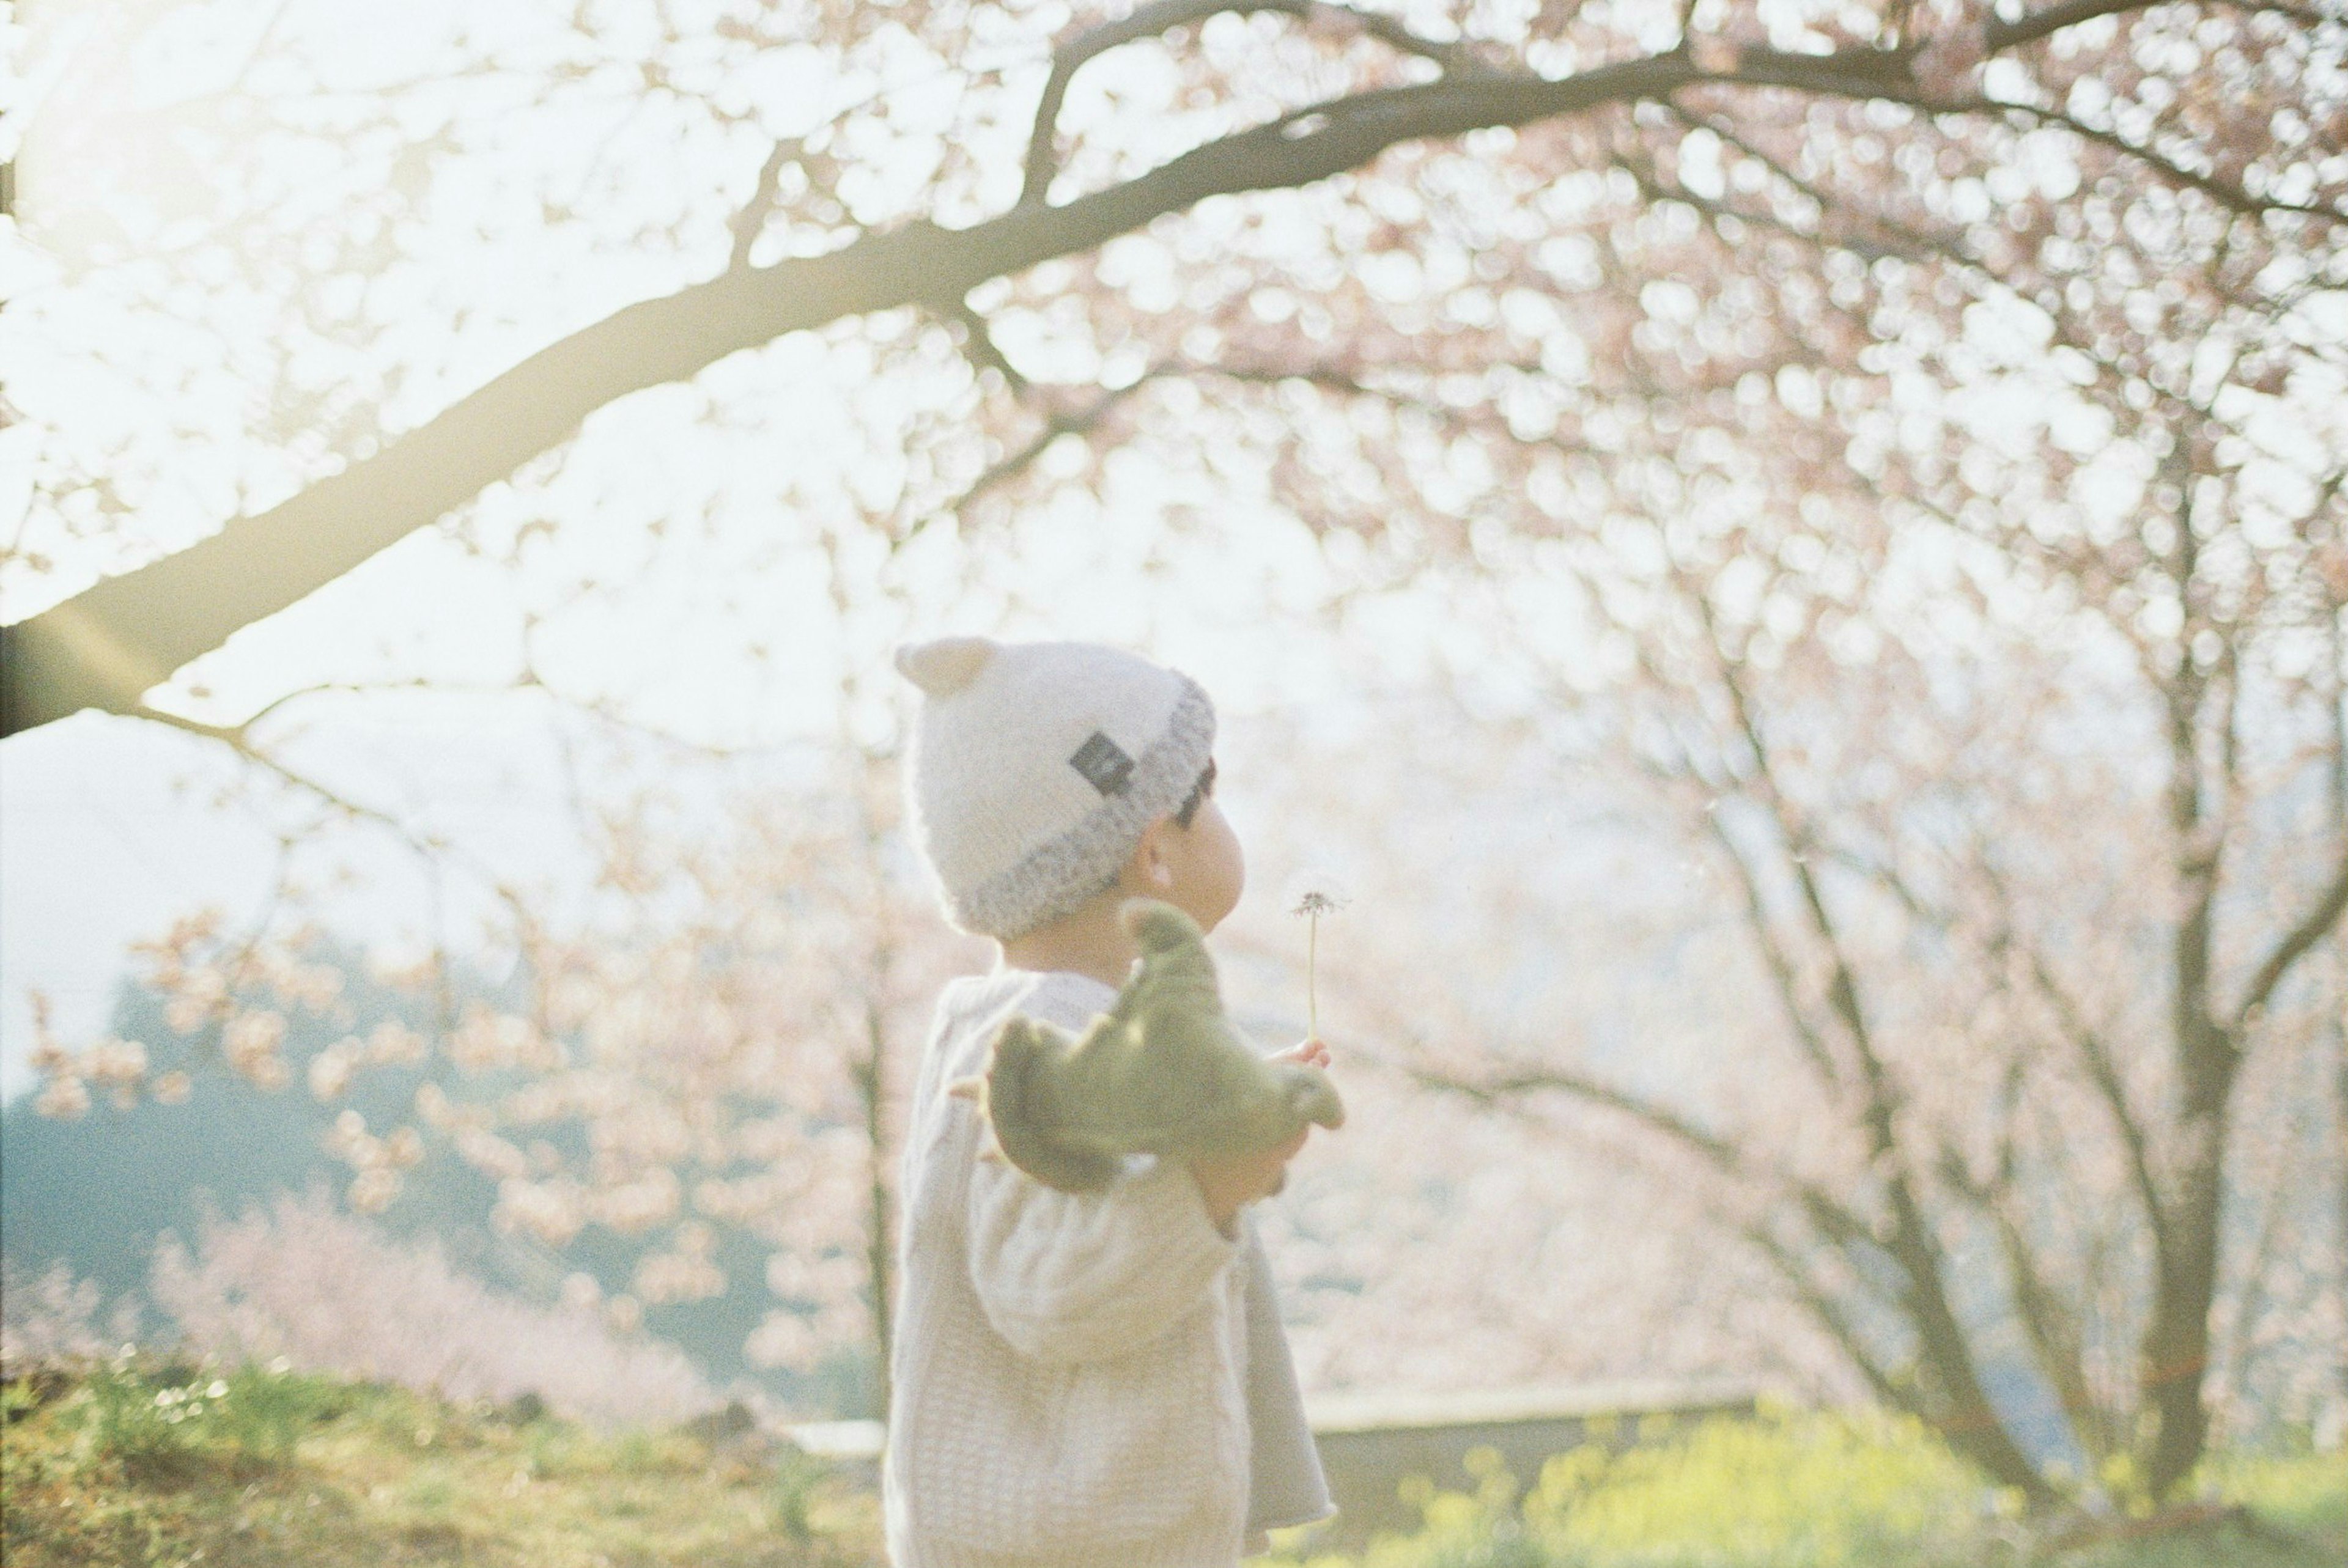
[970,898,1346,1194]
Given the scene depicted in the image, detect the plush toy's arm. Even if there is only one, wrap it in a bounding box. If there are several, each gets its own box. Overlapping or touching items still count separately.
[965,1151,1239,1364]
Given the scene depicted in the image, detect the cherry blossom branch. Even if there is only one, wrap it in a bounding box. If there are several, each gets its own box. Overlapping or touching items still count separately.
[1984,0,2327,51]
[1692,592,1909,1143]
[727,139,803,272]
[127,699,540,960]
[1699,807,1850,1091]
[2233,845,2348,1031]
[1741,1221,1917,1412]
[1965,94,2345,227]
[1952,853,2175,1251]
[1685,597,2052,1492]
[1412,1055,1896,1268]
[5,0,2258,735]
[1934,1080,2118,1459]
[1020,0,1497,207]
[2025,943,2173,1245]
[942,300,1032,394]
[898,374,1164,545]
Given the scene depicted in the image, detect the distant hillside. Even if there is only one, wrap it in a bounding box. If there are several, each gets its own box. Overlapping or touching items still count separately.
[0,955,873,1415]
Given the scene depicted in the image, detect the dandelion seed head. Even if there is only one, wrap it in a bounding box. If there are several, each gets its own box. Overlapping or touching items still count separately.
[1282,867,1353,918]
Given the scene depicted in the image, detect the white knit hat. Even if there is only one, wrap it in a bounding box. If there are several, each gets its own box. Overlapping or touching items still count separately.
[895,637,1217,940]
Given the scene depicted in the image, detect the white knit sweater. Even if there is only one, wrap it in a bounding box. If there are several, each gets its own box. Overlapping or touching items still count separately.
[883,968,1258,1568]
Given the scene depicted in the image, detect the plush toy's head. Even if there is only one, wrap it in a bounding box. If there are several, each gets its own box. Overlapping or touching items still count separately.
[894,638,1216,940]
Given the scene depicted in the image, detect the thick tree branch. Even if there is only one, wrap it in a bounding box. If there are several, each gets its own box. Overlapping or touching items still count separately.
[1978,0,2158,50]
[1,0,2205,736]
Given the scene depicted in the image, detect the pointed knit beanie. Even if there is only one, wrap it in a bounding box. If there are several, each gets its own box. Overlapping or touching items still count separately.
[895,637,1216,940]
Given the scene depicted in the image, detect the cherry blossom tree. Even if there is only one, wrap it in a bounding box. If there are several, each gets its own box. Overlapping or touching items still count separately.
[1090,0,2346,1498]
[9,0,2333,735]
[10,0,2344,1483]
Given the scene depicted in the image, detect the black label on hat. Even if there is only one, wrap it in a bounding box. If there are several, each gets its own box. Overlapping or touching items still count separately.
[1069,732,1135,797]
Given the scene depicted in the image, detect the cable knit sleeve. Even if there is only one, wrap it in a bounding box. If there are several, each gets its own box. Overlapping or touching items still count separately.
[967,1147,1241,1366]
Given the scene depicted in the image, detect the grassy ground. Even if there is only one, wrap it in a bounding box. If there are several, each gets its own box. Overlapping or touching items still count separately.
[1270,1408,2348,1568]
[1,1356,877,1567]
[7,1362,2341,1568]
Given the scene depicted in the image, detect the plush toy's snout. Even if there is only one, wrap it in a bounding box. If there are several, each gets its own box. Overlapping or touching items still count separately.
[1287,1074,1345,1132]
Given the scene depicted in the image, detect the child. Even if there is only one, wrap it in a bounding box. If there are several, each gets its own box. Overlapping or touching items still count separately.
[884,636,1337,1568]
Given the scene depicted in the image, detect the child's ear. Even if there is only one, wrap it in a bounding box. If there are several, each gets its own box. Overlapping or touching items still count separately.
[1150,822,1183,889]
[1124,817,1178,892]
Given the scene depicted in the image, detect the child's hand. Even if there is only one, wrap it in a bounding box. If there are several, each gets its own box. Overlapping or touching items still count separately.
[1276,1037,1333,1070]
[1191,1128,1310,1236]
[1190,1041,1332,1233]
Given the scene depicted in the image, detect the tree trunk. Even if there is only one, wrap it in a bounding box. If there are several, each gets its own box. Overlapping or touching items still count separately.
[858,999,895,1421]
[2141,1087,2227,1498]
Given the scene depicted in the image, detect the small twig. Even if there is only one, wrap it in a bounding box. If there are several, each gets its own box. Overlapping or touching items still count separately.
[728,140,802,272]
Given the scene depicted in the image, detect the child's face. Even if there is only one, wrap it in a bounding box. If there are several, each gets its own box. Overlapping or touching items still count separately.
[1130,791,1245,933]
[1164,795,1245,932]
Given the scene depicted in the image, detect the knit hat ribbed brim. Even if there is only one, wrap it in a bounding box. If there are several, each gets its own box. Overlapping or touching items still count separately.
[896,638,1216,940]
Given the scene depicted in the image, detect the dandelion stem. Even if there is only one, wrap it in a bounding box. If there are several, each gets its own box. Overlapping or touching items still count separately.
[1291,886,1343,1042]
[1307,911,1319,1040]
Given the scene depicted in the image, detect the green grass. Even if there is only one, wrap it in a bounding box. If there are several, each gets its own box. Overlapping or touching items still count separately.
[1,1355,876,1568]
[1270,1407,2348,1568]
[10,1361,2342,1568]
